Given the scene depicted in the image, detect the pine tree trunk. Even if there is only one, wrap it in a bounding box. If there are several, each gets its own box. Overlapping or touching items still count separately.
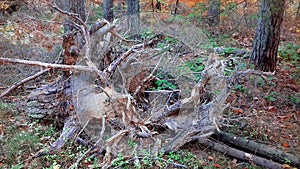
[250,0,285,72]
[207,0,220,26]
[103,0,114,22]
[296,2,300,20]
[126,0,140,36]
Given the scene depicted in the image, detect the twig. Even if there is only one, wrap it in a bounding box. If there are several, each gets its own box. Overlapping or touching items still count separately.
[236,69,276,76]
[0,69,49,98]
[49,2,85,27]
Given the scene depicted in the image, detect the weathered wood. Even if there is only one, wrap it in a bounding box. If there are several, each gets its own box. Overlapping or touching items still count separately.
[50,117,80,150]
[0,57,95,71]
[202,139,284,169]
[27,76,70,120]
[215,131,300,167]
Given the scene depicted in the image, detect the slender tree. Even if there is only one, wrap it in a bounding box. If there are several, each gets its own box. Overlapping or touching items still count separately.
[207,0,220,26]
[126,0,140,36]
[250,0,285,72]
[173,0,179,15]
[296,1,300,20]
[103,0,114,22]
[63,0,86,32]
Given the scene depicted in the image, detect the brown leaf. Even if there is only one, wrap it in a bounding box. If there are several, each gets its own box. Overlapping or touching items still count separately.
[231,159,237,164]
[213,164,221,168]
[234,109,243,114]
[282,143,290,147]
[268,106,275,112]
[207,156,214,161]
[282,164,291,168]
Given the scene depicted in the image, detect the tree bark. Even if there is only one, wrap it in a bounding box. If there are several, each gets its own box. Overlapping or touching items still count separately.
[63,0,86,32]
[202,139,284,169]
[207,0,220,26]
[126,0,140,36]
[250,0,285,72]
[173,0,179,15]
[296,2,300,20]
[103,0,114,22]
[215,131,300,167]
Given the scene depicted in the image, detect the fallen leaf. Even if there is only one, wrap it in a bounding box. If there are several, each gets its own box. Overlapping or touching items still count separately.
[53,164,61,169]
[69,104,73,111]
[268,106,275,112]
[280,125,287,128]
[234,109,243,114]
[231,159,237,164]
[208,156,214,161]
[282,143,290,147]
[282,164,290,168]
[213,164,221,168]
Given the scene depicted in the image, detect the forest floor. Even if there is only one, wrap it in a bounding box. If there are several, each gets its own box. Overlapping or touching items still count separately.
[0,40,299,169]
[0,3,300,169]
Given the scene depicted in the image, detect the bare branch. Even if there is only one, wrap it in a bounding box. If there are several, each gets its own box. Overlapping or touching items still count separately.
[49,2,85,27]
[0,69,49,99]
[0,57,107,79]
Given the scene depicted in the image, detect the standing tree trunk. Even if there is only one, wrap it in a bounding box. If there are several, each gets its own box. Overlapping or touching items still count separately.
[207,0,220,26]
[173,0,179,15]
[296,1,300,20]
[64,0,86,32]
[103,0,114,22]
[126,0,140,36]
[250,0,285,72]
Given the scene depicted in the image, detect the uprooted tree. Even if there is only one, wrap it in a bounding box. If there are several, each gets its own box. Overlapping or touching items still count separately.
[0,1,300,168]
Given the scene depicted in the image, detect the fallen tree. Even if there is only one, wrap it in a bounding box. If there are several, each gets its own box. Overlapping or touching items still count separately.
[0,3,299,168]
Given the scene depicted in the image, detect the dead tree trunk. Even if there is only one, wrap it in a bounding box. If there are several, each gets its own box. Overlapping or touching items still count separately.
[215,131,300,167]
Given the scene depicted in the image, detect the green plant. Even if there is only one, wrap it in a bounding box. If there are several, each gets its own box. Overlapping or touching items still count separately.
[165,36,177,44]
[234,84,246,93]
[167,151,181,162]
[257,77,266,87]
[127,139,136,149]
[10,164,24,169]
[278,43,300,63]
[154,79,177,90]
[141,27,155,40]
[157,42,169,51]
[284,158,291,164]
[180,57,206,82]
[264,92,279,102]
[289,93,300,105]
[112,154,129,168]
[0,101,11,110]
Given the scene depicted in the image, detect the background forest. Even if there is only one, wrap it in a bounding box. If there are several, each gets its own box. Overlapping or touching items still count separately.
[0,0,299,168]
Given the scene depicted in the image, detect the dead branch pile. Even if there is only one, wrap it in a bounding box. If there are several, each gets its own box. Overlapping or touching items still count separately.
[1,7,299,168]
